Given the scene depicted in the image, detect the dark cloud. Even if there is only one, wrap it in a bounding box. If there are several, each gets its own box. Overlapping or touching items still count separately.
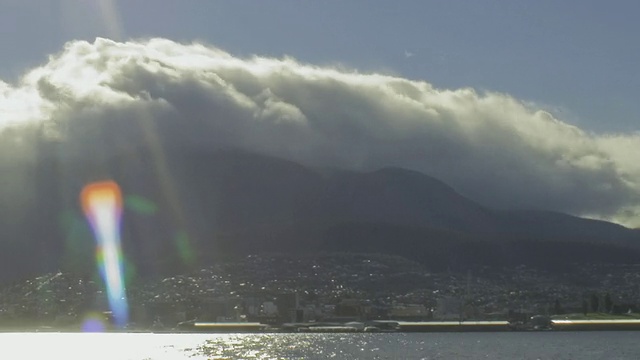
[1,38,639,226]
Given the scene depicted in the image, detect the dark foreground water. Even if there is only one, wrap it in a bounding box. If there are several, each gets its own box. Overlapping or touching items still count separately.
[2,332,638,359]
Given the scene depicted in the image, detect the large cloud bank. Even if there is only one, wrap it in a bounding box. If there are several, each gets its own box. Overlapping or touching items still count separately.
[1,38,639,227]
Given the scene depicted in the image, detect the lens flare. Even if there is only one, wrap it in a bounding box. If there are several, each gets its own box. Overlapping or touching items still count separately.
[124,194,158,215]
[175,230,196,266]
[81,312,108,332]
[80,180,129,328]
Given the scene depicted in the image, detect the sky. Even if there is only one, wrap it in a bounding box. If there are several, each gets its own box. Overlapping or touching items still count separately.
[2,0,639,134]
[0,1,639,227]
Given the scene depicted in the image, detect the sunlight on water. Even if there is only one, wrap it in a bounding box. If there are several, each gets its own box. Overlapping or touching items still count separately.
[1,333,211,360]
[189,333,409,359]
[0,333,386,360]
[2,332,640,359]
[80,181,129,328]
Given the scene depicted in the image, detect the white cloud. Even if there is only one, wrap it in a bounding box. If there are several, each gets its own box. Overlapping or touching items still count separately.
[1,37,639,227]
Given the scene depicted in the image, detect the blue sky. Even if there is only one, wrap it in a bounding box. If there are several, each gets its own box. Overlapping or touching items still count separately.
[1,0,638,134]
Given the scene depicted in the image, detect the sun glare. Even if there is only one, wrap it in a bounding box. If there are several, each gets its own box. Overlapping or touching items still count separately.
[81,180,129,328]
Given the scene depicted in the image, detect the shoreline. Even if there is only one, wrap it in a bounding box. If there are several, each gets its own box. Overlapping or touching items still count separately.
[4,319,640,333]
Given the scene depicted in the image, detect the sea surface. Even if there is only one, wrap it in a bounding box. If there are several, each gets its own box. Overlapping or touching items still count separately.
[1,331,638,359]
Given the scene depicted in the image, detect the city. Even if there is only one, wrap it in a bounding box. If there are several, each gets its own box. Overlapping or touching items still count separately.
[1,253,639,332]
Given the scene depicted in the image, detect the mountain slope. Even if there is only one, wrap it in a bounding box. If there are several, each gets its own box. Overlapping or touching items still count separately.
[0,144,639,282]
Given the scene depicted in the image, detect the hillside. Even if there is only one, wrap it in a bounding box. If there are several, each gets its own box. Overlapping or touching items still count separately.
[0,143,639,282]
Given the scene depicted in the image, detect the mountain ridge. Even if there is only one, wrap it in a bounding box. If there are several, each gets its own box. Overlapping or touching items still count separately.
[0,143,638,282]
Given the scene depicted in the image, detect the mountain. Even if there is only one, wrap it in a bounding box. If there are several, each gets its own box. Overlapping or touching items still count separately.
[303,167,500,234]
[0,143,639,282]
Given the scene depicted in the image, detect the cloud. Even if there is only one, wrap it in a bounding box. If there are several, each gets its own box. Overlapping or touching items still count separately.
[1,37,640,227]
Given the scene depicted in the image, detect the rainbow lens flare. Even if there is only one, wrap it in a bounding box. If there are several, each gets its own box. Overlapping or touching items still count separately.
[80,180,129,328]
[81,312,108,332]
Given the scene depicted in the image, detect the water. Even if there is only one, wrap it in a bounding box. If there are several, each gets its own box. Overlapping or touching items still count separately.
[1,332,638,359]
